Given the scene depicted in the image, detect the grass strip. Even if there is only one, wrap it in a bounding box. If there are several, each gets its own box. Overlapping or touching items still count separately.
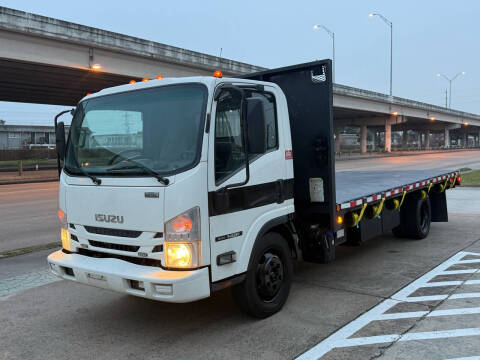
[0,242,61,259]
[461,169,480,186]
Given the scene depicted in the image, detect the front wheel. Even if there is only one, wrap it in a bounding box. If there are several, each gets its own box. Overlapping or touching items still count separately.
[232,232,293,318]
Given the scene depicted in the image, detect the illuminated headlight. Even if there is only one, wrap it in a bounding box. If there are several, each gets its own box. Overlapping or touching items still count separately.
[58,209,71,251]
[164,207,201,269]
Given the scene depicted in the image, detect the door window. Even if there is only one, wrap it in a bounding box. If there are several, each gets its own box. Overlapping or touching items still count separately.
[214,89,278,184]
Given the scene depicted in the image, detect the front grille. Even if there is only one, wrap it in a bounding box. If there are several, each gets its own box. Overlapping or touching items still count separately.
[84,226,141,238]
[88,240,140,252]
[78,248,162,267]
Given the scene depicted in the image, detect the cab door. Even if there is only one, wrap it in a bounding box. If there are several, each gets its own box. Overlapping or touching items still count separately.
[208,85,288,282]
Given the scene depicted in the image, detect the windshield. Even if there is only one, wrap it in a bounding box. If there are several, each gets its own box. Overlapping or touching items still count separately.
[65,83,207,176]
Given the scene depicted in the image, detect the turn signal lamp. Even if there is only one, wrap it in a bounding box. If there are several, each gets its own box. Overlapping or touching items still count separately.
[58,209,70,251]
[337,216,343,225]
[213,70,223,78]
[172,215,193,233]
[164,207,201,268]
[156,75,164,80]
[129,80,136,84]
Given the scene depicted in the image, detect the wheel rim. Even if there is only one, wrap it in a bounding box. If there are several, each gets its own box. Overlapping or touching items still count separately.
[256,250,284,302]
[420,201,430,233]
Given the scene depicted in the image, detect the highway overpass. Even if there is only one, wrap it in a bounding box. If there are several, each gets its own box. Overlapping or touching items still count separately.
[1,6,479,152]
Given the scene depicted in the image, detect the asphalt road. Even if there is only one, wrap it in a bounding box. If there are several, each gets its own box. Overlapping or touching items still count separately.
[1,150,479,253]
[0,181,58,252]
[1,188,480,360]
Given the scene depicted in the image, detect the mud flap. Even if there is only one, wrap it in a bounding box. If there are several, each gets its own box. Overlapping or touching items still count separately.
[430,191,448,222]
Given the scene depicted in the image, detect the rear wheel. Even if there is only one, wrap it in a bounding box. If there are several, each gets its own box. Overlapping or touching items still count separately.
[393,194,431,240]
[232,232,293,318]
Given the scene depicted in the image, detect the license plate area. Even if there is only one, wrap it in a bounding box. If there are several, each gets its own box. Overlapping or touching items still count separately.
[86,272,106,281]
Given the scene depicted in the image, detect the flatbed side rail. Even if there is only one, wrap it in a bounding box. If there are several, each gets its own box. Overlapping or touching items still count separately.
[336,170,460,213]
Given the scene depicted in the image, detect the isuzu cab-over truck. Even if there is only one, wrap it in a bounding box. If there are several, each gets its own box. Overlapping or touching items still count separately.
[48,60,460,318]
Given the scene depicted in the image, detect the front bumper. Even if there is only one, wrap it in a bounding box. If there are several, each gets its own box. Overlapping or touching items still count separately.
[47,250,210,303]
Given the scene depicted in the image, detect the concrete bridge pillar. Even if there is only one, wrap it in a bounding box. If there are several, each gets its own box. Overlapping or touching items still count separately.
[334,127,341,153]
[444,128,450,148]
[463,128,468,148]
[360,125,367,153]
[424,129,430,149]
[402,128,408,150]
[385,120,392,152]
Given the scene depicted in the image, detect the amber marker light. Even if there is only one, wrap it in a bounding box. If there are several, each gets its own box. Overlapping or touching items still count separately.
[430,117,435,121]
[213,70,223,78]
[129,80,136,84]
[156,75,164,80]
[142,78,149,82]
[172,215,193,233]
[91,63,102,71]
[392,112,398,116]
[337,215,343,225]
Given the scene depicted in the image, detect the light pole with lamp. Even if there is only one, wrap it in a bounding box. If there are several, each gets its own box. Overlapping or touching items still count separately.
[436,72,466,108]
[369,13,393,96]
[313,24,335,83]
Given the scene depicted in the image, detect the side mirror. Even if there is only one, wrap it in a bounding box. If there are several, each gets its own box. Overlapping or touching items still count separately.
[245,98,267,155]
[55,121,66,159]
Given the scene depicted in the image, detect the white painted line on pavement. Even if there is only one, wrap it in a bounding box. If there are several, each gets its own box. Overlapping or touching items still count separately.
[296,251,480,360]
[378,307,480,321]
[445,356,480,360]
[440,269,478,275]
[341,328,480,348]
[0,269,61,297]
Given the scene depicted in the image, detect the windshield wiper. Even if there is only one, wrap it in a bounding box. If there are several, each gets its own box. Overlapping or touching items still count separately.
[108,161,170,185]
[77,166,102,185]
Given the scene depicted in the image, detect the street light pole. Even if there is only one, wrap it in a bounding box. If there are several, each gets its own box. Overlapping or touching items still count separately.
[369,13,393,96]
[313,24,335,83]
[437,72,466,108]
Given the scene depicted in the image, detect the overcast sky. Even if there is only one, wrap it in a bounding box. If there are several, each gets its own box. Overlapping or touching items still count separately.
[1,0,479,125]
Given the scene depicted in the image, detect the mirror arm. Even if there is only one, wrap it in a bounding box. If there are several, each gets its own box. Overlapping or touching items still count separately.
[54,109,73,179]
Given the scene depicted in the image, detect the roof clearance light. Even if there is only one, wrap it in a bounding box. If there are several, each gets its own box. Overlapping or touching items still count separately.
[91,63,102,71]
[142,78,149,82]
[156,75,164,80]
[392,112,398,116]
[86,93,92,96]
[213,70,223,78]
[129,80,136,84]
[464,122,469,126]
[430,117,435,121]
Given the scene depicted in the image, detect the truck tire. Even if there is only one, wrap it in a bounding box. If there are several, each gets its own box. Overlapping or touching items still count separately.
[395,195,431,240]
[232,232,293,318]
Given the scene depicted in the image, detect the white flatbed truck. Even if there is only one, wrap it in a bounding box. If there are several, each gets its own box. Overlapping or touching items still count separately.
[48,60,460,318]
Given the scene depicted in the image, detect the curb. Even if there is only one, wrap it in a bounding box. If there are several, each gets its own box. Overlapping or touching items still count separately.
[0,178,58,185]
